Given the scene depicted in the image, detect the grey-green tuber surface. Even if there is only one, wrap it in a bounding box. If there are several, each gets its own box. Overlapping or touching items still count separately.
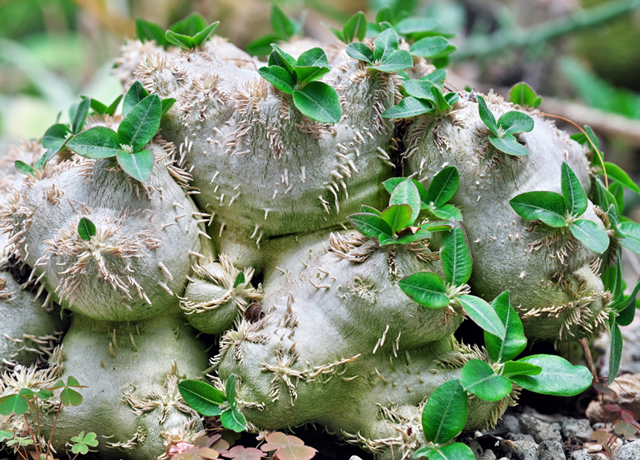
[0,25,618,460]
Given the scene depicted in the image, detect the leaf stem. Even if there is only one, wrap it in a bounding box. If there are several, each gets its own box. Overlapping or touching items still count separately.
[23,414,40,457]
[538,112,608,188]
[45,403,62,460]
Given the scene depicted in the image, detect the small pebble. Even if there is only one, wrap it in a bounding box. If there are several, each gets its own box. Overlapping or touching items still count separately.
[616,439,640,460]
[561,417,594,442]
[571,450,591,460]
[537,440,564,460]
[519,414,562,443]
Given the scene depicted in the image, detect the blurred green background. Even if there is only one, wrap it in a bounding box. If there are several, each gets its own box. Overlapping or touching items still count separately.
[1,0,640,210]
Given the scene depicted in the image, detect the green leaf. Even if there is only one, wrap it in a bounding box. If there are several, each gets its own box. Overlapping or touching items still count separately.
[136,18,167,47]
[399,272,449,308]
[258,66,295,94]
[161,98,176,116]
[477,95,498,136]
[489,135,530,157]
[609,320,623,384]
[509,191,566,228]
[421,379,468,444]
[42,123,71,153]
[461,359,512,402]
[0,394,29,416]
[509,355,592,396]
[617,301,636,327]
[604,162,639,193]
[611,182,625,214]
[117,150,155,182]
[326,25,344,42]
[414,446,432,458]
[596,177,620,215]
[373,28,399,61]
[269,44,296,75]
[375,7,394,25]
[361,205,381,216]
[169,13,207,36]
[225,374,237,404]
[59,387,83,406]
[191,22,220,48]
[429,443,475,460]
[381,204,412,234]
[440,227,472,287]
[90,98,107,116]
[397,229,432,245]
[430,86,455,115]
[346,42,374,63]
[621,221,640,254]
[165,30,194,49]
[561,162,588,217]
[0,430,13,442]
[431,204,462,221]
[381,97,431,119]
[178,380,226,416]
[294,66,331,86]
[292,82,342,123]
[569,219,610,254]
[390,178,422,225]
[71,98,90,134]
[403,80,435,100]
[509,82,541,108]
[296,47,329,68]
[383,178,428,205]
[371,50,413,72]
[427,166,459,208]
[78,217,96,241]
[421,69,447,87]
[123,81,150,117]
[348,213,393,239]
[67,126,119,159]
[395,17,438,36]
[484,291,526,363]
[14,160,34,176]
[117,95,162,151]
[410,36,456,60]
[246,34,280,56]
[220,406,246,432]
[271,4,297,40]
[233,272,245,288]
[497,111,534,136]
[343,11,367,43]
[105,95,123,117]
[615,276,640,315]
[501,361,542,378]
[457,295,506,338]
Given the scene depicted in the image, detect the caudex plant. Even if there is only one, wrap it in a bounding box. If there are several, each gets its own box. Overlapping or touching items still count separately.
[2,4,640,460]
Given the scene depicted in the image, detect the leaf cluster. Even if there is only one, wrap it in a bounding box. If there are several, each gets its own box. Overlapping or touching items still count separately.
[177,375,247,433]
[508,82,542,108]
[260,432,317,460]
[477,95,534,157]
[510,162,610,254]
[67,81,175,182]
[326,11,367,44]
[246,5,304,56]
[382,79,458,119]
[347,174,459,247]
[258,46,341,123]
[136,13,219,50]
[346,28,413,73]
[416,292,591,459]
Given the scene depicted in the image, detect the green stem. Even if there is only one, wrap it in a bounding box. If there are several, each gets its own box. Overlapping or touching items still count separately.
[454,0,640,61]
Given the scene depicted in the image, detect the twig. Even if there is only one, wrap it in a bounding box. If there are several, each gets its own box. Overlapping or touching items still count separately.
[45,403,62,460]
[579,338,598,379]
[455,0,640,61]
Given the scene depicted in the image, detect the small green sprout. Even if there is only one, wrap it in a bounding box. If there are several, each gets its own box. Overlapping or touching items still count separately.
[78,217,96,242]
[409,36,457,66]
[246,5,303,56]
[477,95,534,156]
[346,28,413,73]
[509,82,542,108]
[136,13,218,50]
[178,374,247,433]
[510,162,610,254]
[89,94,123,117]
[382,80,458,119]
[67,81,175,182]
[348,177,454,247]
[326,11,367,44]
[258,45,342,123]
[70,431,99,456]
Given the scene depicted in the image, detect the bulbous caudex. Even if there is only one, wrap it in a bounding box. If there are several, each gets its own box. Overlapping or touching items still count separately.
[403,92,612,341]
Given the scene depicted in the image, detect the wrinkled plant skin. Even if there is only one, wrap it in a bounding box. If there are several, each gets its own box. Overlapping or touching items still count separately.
[0,33,618,460]
[215,234,514,458]
[404,92,612,341]
[118,39,397,269]
[41,312,209,460]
